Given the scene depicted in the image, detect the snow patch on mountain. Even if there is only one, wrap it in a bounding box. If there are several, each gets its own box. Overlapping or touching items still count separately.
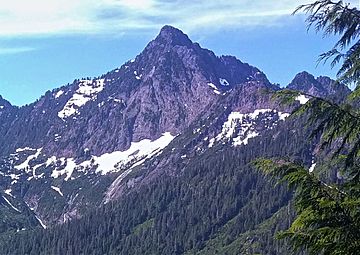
[209,109,290,147]
[51,158,76,181]
[295,94,310,105]
[219,78,229,86]
[233,130,259,146]
[41,132,175,181]
[9,174,20,184]
[134,71,142,80]
[2,196,21,212]
[58,79,105,119]
[14,148,42,171]
[35,215,47,229]
[309,161,316,173]
[207,82,221,95]
[80,132,175,175]
[15,147,36,153]
[4,189,13,197]
[54,90,64,98]
[54,134,61,142]
[51,186,64,196]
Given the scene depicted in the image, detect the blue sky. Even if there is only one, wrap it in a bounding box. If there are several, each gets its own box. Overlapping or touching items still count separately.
[0,0,357,106]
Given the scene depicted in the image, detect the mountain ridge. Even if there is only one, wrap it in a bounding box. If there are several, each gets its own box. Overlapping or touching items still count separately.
[0,25,276,158]
[0,26,350,249]
[287,70,350,102]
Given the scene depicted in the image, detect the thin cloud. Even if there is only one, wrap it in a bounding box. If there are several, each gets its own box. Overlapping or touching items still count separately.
[0,46,35,55]
[0,0,357,37]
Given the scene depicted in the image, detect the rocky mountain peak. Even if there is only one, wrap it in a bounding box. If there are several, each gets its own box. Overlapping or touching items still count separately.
[316,76,333,87]
[288,71,319,89]
[0,95,12,110]
[287,71,350,103]
[154,25,193,47]
[122,26,272,109]
[0,25,351,239]
[0,26,278,159]
[141,25,194,55]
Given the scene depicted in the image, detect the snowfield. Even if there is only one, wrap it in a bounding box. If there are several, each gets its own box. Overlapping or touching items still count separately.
[58,79,105,119]
[10,133,175,184]
[209,109,290,147]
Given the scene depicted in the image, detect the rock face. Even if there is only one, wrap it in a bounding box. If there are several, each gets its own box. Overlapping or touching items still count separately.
[0,26,272,158]
[287,71,350,103]
[0,25,349,230]
[0,96,12,110]
[0,96,18,153]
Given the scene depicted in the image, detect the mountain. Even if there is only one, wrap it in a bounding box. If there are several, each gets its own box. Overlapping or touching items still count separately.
[0,26,271,158]
[0,96,12,110]
[287,71,350,103]
[0,26,284,225]
[0,26,350,254]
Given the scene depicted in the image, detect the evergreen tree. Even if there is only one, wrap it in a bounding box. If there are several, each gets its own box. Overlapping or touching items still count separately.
[256,1,360,254]
[294,0,360,86]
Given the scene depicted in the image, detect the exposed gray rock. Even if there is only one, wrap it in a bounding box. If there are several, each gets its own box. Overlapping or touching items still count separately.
[0,25,271,158]
[287,71,350,103]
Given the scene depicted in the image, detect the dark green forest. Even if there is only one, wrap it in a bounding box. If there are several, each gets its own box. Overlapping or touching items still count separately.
[0,116,311,254]
[2,1,360,254]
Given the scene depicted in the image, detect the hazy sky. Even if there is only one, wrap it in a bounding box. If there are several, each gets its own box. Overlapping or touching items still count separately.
[0,0,358,106]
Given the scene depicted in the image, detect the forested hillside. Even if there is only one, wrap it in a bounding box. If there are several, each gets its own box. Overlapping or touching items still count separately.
[1,112,313,254]
[1,1,359,252]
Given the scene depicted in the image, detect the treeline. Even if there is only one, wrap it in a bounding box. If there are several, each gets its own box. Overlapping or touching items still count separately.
[1,117,311,254]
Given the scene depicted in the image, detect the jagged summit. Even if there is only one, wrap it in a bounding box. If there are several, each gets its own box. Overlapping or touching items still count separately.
[155,25,193,47]
[138,25,270,89]
[316,75,334,87]
[144,25,194,51]
[288,71,319,89]
[159,25,181,33]
[0,22,354,247]
[0,25,274,159]
[287,71,350,103]
[0,95,12,109]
